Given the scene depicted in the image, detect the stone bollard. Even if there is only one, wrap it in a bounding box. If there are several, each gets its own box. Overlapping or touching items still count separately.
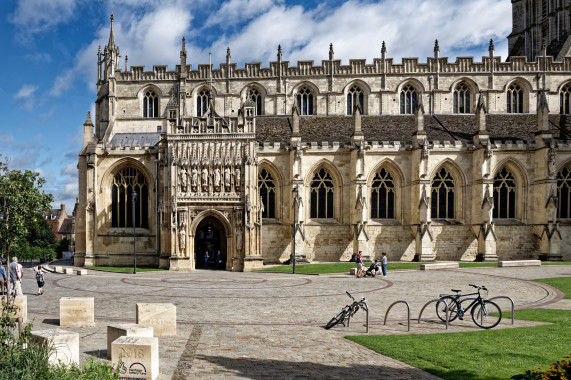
[31,329,80,366]
[112,336,159,380]
[60,297,95,327]
[77,269,88,275]
[55,266,64,273]
[136,303,176,337]
[64,268,74,275]
[1,296,27,323]
[107,324,154,359]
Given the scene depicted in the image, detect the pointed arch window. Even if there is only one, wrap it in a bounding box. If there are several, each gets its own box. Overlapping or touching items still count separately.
[347,85,364,115]
[431,168,455,219]
[400,84,417,114]
[507,83,524,113]
[557,165,571,219]
[143,90,159,118]
[493,167,516,219]
[258,169,276,219]
[310,168,334,218]
[111,168,149,228]
[560,84,570,114]
[453,83,471,114]
[371,168,395,219]
[296,87,314,115]
[197,88,210,117]
[247,88,263,115]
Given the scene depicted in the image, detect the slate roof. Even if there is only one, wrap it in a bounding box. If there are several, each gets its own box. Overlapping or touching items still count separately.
[58,218,74,235]
[255,114,569,145]
[109,133,161,148]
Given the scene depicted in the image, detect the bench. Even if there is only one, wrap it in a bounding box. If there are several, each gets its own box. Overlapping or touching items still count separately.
[498,260,541,267]
[420,262,459,270]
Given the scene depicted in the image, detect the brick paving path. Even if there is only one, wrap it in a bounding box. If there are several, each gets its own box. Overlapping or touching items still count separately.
[17,264,570,379]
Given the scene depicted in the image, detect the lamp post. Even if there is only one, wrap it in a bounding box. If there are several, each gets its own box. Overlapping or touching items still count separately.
[132,191,137,274]
[292,186,299,274]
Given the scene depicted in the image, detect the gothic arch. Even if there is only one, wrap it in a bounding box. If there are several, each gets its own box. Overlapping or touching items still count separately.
[449,78,479,114]
[429,159,466,221]
[395,78,426,94]
[100,158,154,193]
[502,77,533,93]
[138,84,162,118]
[343,80,370,115]
[241,83,267,116]
[491,158,528,220]
[189,209,232,237]
[290,81,320,96]
[137,84,164,98]
[240,82,268,98]
[258,160,284,220]
[190,83,219,98]
[555,80,571,94]
[447,77,479,93]
[367,159,405,221]
[304,159,344,221]
[492,158,529,187]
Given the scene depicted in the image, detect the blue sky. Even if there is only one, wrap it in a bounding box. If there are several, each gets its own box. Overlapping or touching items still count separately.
[0,0,512,212]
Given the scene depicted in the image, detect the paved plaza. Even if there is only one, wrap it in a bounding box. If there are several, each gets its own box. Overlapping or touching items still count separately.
[17,263,571,379]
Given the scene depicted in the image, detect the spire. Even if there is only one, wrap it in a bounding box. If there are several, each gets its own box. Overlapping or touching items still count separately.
[291,104,300,136]
[414,99,425,133]
[381,41,387,60]
[180,37,187,77]
[125,54,128,71]
[488,39,494,57]
[83,111,94,147]
[434,39,439,58]
[541,38,547,57]
[277,44,282,61]
[84,111,94,126]
[108,13,115,48]
[329,43,334,60]
[226,46,231,61]
[476,93,487,132]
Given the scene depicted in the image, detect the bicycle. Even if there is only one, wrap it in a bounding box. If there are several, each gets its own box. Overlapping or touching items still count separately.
[435,284,502,329]
[325,291,368,329]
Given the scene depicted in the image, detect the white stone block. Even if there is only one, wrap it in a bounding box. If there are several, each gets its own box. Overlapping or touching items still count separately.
[64,268,74,275]
[77,269,87,275]
[498,260,541,267]
[1,295,27,323]
[31,329,79,366]
[136,303,176,337]
[420,262,459,270]
[60,297,95,327]
[349,268,357,275]
[107,324,154,359]
[55,266,64,273]
[112,336,159,380]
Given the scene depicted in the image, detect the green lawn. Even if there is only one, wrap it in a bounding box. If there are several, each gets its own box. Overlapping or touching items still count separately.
[347,277,571,380]
[85,266,166,273]
[534,277,571,299]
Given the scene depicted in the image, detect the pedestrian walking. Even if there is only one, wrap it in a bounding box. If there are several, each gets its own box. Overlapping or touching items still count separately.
[216,250,222,269]
[381,252,388,278]
[204,251,210,269]
[35,266,45,295]
[9,257,23,296]
[355,251,364,278]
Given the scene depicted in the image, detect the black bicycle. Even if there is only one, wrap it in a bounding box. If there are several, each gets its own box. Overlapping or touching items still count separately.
[325,291,368,329]
[435,284,502,329]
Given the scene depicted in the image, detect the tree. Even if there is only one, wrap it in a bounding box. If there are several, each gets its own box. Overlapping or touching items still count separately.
[0,156,53,302]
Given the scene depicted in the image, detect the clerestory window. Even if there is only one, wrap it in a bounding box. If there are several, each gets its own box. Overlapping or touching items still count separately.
[400,84,417,114]
[247,88,263,115]
[143,90,159,118]
[347,85,364,115]
[557,165,571,219]
[296,87,314,115]
[197,88,210,117]
[507,83,524,113]
[560,84,570,114]
[453,83,471,114]
[111,168,149,228]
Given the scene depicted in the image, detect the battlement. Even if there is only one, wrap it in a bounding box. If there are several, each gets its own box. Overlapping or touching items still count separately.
[113,55,571,82]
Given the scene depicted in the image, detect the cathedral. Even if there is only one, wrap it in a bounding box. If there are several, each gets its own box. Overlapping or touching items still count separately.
[76,3,571,271]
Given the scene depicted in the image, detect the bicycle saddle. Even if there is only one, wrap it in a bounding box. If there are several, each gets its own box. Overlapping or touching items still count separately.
[451,289,462,293]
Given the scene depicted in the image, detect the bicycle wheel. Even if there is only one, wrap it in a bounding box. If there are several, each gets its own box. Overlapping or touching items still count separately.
[325,309,348,329]
[436,296,459,322]
[471,300,502,329]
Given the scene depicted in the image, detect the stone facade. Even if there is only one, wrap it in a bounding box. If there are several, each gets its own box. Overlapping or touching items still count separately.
[75,14,571,271]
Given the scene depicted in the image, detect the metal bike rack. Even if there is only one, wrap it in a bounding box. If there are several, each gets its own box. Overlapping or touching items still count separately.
[383,300,410,331]
[347,307,370,333]
[488,296,515,325]
[418,299,451,329]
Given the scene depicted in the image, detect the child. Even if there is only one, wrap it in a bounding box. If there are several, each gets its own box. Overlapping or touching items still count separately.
[35,266,45,295]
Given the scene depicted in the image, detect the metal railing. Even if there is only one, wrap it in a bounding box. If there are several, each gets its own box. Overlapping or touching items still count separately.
[418,299,451,329]
[488,296,515,325]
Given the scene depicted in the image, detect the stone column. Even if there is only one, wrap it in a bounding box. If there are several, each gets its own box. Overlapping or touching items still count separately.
[289,105,307,263]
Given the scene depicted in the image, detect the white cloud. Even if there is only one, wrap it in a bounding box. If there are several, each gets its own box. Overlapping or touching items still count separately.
[206,0,283,28]
[14,84,38,110]
[61,162,78,176]
[11,0,80,35]
[50,69,74,96]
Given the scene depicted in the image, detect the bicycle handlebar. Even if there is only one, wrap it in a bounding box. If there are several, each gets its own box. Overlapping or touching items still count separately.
[469,284,487,290]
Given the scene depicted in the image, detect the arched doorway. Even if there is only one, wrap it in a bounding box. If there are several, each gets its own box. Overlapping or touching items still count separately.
[194,216,227,270]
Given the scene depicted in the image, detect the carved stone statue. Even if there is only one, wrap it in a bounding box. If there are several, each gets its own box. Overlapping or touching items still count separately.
[179,228,186,250]
[235,167,241,188]
[224,167,231,190]
[548,145,557,177]
[180,168,188,192]
[202,167,209,187]
[214,168,221,189]
[191,167,198,191]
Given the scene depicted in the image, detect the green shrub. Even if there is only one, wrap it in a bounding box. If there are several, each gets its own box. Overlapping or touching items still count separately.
[0,303,120,379]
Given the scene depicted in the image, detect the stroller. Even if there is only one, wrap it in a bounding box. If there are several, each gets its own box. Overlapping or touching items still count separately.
[364,261,380,277]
